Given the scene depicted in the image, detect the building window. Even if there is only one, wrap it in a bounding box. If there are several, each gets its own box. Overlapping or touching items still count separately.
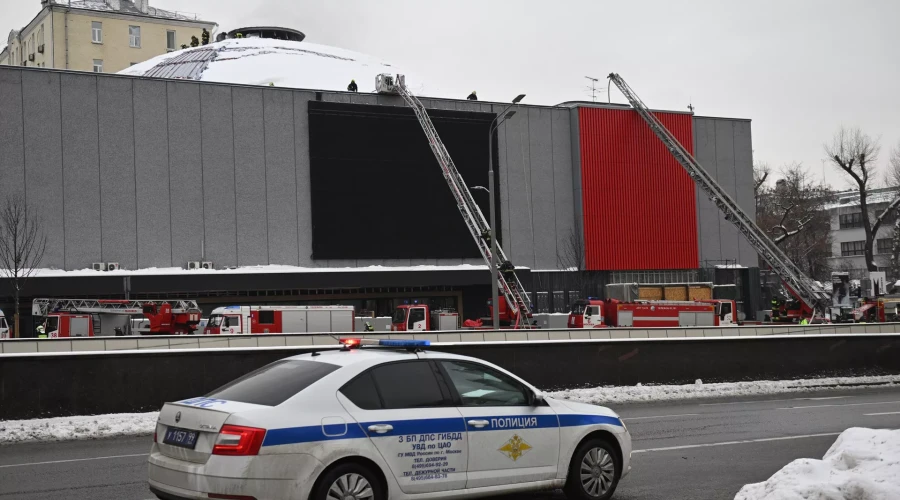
[167,30,176,51]
[92,21,102,43]
[839,212,864,229]
[840,240,866,257]
[93,59,103,73]
[877,238,893,255]
[39,25,44,46]
[129,26,141,48]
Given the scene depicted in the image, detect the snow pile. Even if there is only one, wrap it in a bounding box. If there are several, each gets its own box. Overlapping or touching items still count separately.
[22,263,491,278]
[0,412,157,445]
[120,38,437,96]
[735,428,900,500]
[548,375,900,405]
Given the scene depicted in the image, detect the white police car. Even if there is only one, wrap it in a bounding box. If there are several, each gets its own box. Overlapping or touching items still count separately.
[148,339,631,500]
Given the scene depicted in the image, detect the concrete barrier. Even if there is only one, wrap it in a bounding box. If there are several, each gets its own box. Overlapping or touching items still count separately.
[1,334,899,420]
[4,323,899,354]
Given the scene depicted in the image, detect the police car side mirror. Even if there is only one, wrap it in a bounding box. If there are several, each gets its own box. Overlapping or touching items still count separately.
[530,391,545,406]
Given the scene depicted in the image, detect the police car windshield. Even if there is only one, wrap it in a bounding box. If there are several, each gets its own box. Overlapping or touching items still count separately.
[207,315,223,327]
[206,359,339,406]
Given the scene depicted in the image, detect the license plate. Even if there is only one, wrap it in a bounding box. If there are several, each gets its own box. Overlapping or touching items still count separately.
[163,427,199,449]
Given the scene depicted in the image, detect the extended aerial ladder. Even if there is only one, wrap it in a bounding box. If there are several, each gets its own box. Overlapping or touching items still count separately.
[32,298,203,335]
[375,74,533,324]
[606,73,831,318]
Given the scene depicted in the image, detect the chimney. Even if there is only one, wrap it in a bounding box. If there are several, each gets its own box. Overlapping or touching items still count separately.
[134,0,149,14]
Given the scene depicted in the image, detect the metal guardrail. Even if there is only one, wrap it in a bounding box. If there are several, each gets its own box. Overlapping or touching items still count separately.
[2,323,899,354]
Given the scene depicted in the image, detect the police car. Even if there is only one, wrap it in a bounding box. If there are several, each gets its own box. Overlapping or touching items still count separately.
[148,339,631,500]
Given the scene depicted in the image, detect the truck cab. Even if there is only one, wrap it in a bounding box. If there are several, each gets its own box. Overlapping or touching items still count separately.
[0,309,9,338]
[567,299,607,328]
[698,299,738,326]
[391,305,459,331]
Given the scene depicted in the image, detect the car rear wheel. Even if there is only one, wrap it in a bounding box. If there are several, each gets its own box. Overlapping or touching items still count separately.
[314,462,383,500]
[564,438,621,500]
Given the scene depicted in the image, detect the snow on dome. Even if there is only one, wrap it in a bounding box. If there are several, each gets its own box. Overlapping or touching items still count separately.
[120,38,431,95]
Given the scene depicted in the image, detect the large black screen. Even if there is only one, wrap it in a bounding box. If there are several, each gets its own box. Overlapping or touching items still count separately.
[308,101,499,260]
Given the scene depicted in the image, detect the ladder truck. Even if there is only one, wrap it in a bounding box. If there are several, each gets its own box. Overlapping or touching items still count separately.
[31,298,203,337]
[606,73,832,320]
[376,74,534,328]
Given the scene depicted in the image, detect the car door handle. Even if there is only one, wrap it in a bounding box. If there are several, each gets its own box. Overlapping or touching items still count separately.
[467,419,490,428]
[367,424,394,434]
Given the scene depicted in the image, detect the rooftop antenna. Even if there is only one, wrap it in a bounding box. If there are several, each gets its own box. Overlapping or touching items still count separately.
[687,98,695,113]
[585,76,601,103]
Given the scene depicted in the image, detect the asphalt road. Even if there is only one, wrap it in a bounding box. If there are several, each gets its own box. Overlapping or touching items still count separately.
[1,386,899,500]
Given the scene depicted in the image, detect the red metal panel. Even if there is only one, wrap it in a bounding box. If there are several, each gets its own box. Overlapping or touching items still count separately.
[579,107,698,270]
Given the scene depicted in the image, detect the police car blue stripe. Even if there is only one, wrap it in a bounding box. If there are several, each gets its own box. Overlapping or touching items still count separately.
[466,414,559,431]
[262,414,621,447]
[558,414,623,427]
[263,423,367,447]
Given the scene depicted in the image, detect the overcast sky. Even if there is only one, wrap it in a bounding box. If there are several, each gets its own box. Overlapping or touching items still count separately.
[3,0,899,189]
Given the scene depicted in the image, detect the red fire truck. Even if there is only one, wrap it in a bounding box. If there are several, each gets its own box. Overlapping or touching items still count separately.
[391,304,460,331]
[204,305,356,334]
[567,298,738,328]
[31,298,202,337]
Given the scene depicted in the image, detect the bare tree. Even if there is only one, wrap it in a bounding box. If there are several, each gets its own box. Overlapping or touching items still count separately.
[889,141,900,281]
[756,163,834,281]
[824,127,899,273]
[0,194,47,338]
[556,229,589,300]
[753,161,771,216]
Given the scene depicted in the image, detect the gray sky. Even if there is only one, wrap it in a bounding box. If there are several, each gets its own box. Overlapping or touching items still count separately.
[3,0,899,190]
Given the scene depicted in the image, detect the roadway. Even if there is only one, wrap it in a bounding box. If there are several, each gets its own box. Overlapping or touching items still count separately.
[1,386,898,500]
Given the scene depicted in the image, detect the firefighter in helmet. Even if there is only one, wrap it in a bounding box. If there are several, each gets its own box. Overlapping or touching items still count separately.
[364,321,374,332]
[467,91,478,101]
[347,79,358,92]
[770,295,782,321]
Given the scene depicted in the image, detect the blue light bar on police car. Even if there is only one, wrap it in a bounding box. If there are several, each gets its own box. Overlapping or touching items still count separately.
[378,339,430,347]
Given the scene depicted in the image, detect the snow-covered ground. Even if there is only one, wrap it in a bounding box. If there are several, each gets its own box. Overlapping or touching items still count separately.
[547,375,900,405]
[735,427,900,500]
[4,375,898,444]
[0,412,158,445]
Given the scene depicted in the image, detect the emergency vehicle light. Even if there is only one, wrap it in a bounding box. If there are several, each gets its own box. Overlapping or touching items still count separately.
[378,339,430,347]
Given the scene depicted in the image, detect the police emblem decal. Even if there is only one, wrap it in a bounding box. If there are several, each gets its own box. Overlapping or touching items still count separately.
[175,411,181,423]
[498,434,533,461]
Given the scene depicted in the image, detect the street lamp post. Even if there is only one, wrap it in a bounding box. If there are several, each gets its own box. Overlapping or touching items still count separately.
[488,94,525,329]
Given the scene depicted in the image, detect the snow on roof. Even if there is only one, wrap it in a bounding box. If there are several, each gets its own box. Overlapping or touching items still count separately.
[50,0,204,22]
[825,187,899,210]
[119,38,434,95]
[20,263,496,278]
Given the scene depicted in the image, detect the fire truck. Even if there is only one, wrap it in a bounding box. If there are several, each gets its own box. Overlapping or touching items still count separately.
[568,298,738,328]
[390,304,459,331]
[204,305,355,334]
[31,298,202,337]
[0,309,9,339]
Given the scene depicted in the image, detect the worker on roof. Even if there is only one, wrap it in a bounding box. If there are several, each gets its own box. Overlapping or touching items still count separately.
[347,79,358,92]
[467,91,477,101]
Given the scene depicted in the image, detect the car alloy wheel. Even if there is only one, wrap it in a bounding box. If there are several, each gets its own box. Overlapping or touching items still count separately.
[327,472,374,500]
[580,446,615,496]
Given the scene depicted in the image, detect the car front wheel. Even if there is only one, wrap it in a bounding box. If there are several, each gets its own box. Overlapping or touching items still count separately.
[564,438,621,500]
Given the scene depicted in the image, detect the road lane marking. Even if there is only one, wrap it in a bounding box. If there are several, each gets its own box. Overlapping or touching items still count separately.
[700,396,852,407]
[624,413,701,420]
[777,400,900,410]
[700,398,796,406]
[0,453,148,469]
[864,411,900,416]
[632,432,841,453]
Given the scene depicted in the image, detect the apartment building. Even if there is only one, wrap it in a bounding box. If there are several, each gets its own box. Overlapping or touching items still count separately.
[826,186,899,278]
[0,0,215,73]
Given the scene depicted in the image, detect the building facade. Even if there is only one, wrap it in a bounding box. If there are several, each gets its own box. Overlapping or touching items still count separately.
[0,64,758,324]
[826,187,899,278]
[0,0,215,74]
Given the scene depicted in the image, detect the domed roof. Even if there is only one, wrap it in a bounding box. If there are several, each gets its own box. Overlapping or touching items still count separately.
[119,37,427,94]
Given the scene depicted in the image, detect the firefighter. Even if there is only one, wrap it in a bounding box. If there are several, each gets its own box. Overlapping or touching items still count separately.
[480,228,491,247]
[800,317,809,326]
[467,91,477,101]
[770,296,781,321]
[36,322,46,338]
[347,79,358,92]
[364,321,374,332]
